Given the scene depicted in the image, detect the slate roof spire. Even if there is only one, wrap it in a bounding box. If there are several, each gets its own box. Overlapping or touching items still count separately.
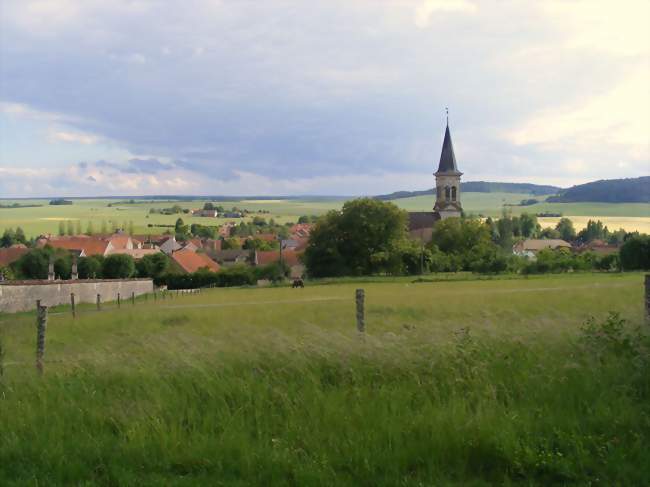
[436,110,459,174]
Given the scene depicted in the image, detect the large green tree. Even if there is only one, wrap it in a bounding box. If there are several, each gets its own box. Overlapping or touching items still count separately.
[619,235,650,270]
[555,218,576,241]
[304,198,408,277]
[102,254,135,279]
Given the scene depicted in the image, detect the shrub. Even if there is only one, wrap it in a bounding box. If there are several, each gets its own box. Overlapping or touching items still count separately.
[102,254,135,279]
[619,235,650,270]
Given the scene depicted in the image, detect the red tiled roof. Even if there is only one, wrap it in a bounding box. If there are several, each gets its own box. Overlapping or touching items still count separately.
[43,237,110,256]
[172,248,220,273]
[256,250,303,267]
[0,247,29,267]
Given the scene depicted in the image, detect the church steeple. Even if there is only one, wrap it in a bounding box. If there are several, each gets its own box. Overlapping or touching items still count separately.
[436,124,459,174]
[433,112,463,219]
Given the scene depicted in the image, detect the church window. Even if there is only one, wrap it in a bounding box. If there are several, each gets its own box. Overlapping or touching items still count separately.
[452,186,457,201]
[445,186,451,201]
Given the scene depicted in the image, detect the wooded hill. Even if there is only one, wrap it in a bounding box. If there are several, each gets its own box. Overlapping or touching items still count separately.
[546,177,650,203]
[375,181,561,200]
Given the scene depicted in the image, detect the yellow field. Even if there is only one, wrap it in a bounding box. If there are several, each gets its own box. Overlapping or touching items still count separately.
[538,216,650,233]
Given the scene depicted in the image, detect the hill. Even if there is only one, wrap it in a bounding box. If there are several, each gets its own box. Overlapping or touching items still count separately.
[375,181,561,200]
[547,176,650,203]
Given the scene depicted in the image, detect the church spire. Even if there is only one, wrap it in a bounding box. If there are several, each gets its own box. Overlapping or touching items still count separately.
[436,120,459,174]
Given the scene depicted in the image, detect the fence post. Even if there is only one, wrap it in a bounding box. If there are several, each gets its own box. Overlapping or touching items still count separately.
[70,292,76,318]
[36,300,47,375]
[117,293,121,308]
[645,274,650,323]
[96,293,101,311]
[154,291,157,301]
[131,291,135,306]
[355,289,365,332]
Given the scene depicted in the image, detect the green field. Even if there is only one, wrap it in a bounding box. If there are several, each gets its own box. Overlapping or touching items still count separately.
[389,194,650,218]
[1,194,649,238]
[0,198,344,239]
[1,273,648,485]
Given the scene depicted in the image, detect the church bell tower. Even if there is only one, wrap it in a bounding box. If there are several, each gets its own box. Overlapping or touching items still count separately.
[433,116,463,219]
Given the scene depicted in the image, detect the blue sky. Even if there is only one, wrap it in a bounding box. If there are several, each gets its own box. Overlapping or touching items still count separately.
[0,0,648,197]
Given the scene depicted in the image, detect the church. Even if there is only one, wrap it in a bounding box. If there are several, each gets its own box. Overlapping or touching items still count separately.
[408,120,463,242]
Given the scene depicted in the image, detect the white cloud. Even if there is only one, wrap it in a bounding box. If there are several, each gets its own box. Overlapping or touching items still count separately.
[414,0,477,28]
[49,130,101,145]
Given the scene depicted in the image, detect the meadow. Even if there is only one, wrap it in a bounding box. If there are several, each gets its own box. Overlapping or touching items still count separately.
[1,193,649,238]
[0,273,648,485]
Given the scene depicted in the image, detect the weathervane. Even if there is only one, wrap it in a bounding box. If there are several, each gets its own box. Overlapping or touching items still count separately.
[445,107,449,126]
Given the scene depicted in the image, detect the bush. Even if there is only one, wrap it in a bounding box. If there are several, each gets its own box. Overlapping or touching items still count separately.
[135,253,169,279]
[78,255,104,279]
[620,235,650,270]
[102,254,135,279]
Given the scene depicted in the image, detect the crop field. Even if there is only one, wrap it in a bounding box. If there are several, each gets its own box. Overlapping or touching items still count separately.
[1,194,649,238]
[0,273,648,485]
[0,198,344,238]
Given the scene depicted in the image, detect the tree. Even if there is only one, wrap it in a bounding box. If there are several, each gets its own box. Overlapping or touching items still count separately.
[243,237,276,251]
[221,237,242,250]
[298,215,310,224]
[555,218,576,241]
[78,255,103,279]
[619,235,650,270]
[304,198,408,277]
[58,221,66,237]
[102,254,135,278]
[135,253,169,279]
[429,218,499,272]
[1,228,15,248]
[175,218,189,236]
[128,221,134,236]
[66,220,74,236]
[578,219,608,243]
[518,213,538,238]
[252,216,266,226]
[13,248,51,279]
[203,202,215,210]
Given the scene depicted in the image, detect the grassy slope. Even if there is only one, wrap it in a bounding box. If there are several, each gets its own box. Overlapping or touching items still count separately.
[389,194,650,218]
[0,273,648,485]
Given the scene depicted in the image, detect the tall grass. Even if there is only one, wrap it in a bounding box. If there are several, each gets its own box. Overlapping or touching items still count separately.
[0,274,648,485]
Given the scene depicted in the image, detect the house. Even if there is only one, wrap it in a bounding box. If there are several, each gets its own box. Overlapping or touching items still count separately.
[222,212,243,218]
[38,235,112,256]
[218,223,236,238]
[171,248,220,273]
[0,246,29,268]
[289,223,313,239]
[576,239,619,256]
[255,250,305,278]
[159,236,182,255]
[513,239,572,258]
[191,209,219,217]
[283,238,309,251]
[211,249,254,266]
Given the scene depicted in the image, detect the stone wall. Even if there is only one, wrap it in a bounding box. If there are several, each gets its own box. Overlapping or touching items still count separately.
[0,279,154,313]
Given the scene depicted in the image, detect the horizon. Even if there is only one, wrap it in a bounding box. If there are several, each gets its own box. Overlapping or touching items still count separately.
[1,1,648,198]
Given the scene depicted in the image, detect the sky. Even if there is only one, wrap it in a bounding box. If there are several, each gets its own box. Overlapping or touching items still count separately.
[0,0,648,197]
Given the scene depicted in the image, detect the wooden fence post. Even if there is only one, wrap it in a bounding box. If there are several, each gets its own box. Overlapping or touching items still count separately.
[70,292,76,318]
[96,293,101,311]
[117,293,121,308]
[36,300,47,375]
[645,274,650,323]
[131,291,135,306]
[355,289,365,332]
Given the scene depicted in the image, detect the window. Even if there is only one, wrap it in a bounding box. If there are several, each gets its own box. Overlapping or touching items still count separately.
[452,186,457,201]
[445,186,451,201]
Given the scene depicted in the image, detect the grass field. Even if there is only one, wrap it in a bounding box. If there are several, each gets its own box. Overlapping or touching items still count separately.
[1,194,649,238]
[1,273,648,485]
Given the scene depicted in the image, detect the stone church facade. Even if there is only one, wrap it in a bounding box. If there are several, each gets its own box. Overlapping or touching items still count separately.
[408,122,463,241]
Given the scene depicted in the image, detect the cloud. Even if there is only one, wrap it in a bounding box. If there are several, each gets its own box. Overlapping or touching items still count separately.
[50,130,100,145]
[0,1,647,197]
[414,0,477,28]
